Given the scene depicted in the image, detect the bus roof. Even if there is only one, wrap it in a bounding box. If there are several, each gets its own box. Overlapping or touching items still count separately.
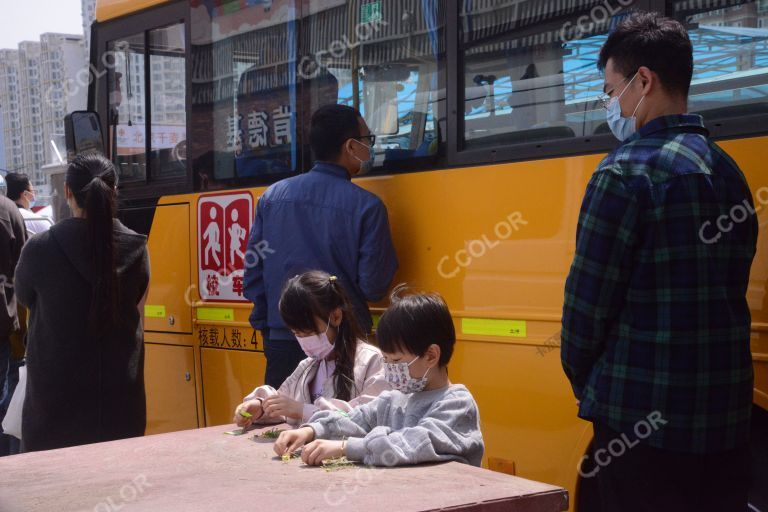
[96,0,170,22]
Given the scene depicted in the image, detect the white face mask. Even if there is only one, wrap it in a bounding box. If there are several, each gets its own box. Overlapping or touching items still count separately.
[384,356,431,393]
[606,73,645,142]
[350,138,374,175]
[295,316,334,360]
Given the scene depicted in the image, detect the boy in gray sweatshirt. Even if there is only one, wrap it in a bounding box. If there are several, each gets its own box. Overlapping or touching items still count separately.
[274,290,484,467]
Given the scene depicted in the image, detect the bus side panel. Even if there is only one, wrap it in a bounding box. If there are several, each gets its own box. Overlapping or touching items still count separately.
[451,338,588,486]
[144,341,198,434]
[358,155,595,507]
[186,188,269,428]
[141,202,198,433]
[357,137,768,510]
[201,348,267,426]
[144,203,192,334]
[719,137,768,413]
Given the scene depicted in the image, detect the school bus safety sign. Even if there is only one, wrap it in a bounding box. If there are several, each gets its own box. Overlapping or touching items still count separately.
[197,191,254,302]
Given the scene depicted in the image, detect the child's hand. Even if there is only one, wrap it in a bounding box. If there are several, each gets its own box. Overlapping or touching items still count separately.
[232,399,262,427]
[301,440,344,466]
[274,426,315,456]
[262,395,304,420]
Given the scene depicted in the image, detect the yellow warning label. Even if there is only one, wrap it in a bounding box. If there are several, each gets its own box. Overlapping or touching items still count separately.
[144,305,166,318]
[197,308,235,322]
[461,318,527,338]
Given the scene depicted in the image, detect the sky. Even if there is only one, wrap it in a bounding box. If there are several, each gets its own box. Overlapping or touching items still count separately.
[0,0,84,50]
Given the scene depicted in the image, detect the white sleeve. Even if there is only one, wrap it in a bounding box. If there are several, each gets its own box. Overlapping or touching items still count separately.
[245,359,309,424]
[243,385,278,402]
[304,395,383,440]
[311,354,390,415]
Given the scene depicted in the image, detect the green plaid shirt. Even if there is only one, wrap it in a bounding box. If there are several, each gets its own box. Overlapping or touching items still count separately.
[561,115,757,453]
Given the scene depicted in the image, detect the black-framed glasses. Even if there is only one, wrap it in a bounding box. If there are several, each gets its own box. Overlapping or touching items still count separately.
[356,134,376,147]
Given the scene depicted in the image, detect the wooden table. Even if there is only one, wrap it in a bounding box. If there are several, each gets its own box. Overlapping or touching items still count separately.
[0,425,568,511]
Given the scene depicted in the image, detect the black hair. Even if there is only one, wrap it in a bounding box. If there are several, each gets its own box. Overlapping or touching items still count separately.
[377,286,455,367]
[66,152,119,335]
[598,12,693,98]
[279,270,364,402]
[309,104,362,162]
[6,172,31,202]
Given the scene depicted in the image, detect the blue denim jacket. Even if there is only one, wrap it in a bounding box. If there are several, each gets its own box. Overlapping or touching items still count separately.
[244,162,398,340]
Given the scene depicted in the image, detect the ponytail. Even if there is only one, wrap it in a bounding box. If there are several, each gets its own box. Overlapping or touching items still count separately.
[327,276,360,402]
[279,271,364,402]
[66,153,119,335]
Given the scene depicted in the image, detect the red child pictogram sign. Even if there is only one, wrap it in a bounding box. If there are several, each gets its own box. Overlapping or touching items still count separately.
[197,191,253,302]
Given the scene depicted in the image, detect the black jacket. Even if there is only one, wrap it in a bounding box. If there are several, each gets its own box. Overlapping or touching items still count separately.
[16,217,149,451]
[0,196,27,341]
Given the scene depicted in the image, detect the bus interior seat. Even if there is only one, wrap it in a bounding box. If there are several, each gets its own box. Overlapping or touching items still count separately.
[149,149,185,179]
[117,154,147,182]
[383,138,435,162]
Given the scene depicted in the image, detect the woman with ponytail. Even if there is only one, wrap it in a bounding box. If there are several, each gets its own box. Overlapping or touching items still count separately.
[15,152,150,452]
[233,270,388,427]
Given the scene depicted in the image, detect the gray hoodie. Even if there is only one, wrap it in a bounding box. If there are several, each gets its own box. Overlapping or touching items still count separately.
[15,217,149,452]
[305,384,485,467]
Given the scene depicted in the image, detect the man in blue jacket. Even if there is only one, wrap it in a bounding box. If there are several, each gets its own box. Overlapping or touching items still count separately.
[244,104,398,388]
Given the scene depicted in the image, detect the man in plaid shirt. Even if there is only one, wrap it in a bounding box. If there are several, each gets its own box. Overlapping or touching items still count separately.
[561,12,757,511]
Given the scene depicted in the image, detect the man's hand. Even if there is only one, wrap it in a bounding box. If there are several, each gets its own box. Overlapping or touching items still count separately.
[232,398,263,427]
[301,439,345,466]
[262,395,304,420]
[274,426,315,457]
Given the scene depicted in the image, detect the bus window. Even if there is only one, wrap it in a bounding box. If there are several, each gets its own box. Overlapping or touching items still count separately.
[148,23,187,180]
[109,33,147,183]
[671,0,768,123]
[301,0,445,171]
[460,1,627,148]
[190,1,300,189]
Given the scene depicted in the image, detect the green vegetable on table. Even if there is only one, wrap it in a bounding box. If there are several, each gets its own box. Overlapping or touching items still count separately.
[322,456,355,472]
[258,427,284,439]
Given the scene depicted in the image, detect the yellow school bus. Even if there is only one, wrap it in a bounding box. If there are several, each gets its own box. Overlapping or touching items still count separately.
[85,0,767,509]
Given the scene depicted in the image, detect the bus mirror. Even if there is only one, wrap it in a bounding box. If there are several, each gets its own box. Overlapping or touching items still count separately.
[65,111,105,162]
